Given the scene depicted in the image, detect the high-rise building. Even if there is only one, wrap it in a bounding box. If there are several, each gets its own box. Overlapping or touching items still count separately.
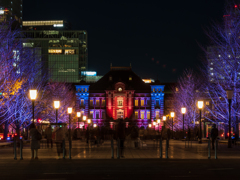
[0,0,22,24]
[22,28,88,83]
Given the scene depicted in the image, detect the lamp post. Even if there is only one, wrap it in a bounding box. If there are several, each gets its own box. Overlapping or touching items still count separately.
[54,101,60,124]
[163,116,166,129]
[181,107,186,139]
[153,121,156,131]
[157,119,161,133]
[82,115,86,129]
[67,107,72,159]
[77,112,81,128]
[226,90,233,148]
[197,101,203,144]
[170,112,175,139]
[29,90,37,125]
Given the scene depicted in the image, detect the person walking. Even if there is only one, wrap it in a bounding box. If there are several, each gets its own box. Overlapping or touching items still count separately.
[29,123,41,160]
[45,125,53,148]
[211,124,218,150]
[117,119,126,157]
[55,126,66,159]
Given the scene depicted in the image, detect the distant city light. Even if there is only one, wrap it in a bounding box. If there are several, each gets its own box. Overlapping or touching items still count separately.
[142,79,155,83]
[0,10,4,14]
[81,71,97,76]
[53,24,64,27]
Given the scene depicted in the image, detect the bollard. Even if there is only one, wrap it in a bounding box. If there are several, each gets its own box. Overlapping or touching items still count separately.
[215,139,217,159]
[117,139,120,159]
[208,139,211,159]
[160,138,162,158]
[20,140,23,160]
[14,139,17,160]
[62,139,65,159]
[111,139,114,159]
[69,139,71,159]
[165,139,168,159]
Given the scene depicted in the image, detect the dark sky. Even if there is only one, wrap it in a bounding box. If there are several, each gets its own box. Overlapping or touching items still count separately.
[23,0,225,82]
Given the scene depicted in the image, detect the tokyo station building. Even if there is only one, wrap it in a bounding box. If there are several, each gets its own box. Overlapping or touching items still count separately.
[75,66,167,128]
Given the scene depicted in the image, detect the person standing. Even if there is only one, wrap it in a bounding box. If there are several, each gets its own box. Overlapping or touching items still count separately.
[45,125,53,148]
[55,126,66,159]
[117,119,126,157]
[211,124,218,150]
[29,123,41,159]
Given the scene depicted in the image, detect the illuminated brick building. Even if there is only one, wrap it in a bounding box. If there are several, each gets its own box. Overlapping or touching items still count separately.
[75,66,165,128]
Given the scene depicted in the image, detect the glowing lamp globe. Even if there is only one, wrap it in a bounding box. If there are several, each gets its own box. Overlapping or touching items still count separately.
[197,101,204,109]
[163,116,166,121]
[83,116,86,121]
[148,124,152,128]
[29,90,37,100]
[87,119,91,124]
[153,122,156,126]
[67,107,72,114]
[54,101,60,109]
[93,124,97,128]
[77,112,81,117]
[181,107,186,114]
[170,112,175,118]
[157,119,161,124]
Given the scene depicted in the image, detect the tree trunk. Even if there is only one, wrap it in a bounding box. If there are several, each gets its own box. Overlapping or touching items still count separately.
[4,121,8,140]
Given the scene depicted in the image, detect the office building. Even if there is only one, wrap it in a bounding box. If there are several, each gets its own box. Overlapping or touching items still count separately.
[0,0,22,24]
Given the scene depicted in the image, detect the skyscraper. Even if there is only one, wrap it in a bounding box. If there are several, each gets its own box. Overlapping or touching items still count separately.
[0,0,22,24]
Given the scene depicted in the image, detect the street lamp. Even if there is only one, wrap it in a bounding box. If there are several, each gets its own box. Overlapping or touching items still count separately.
[170,112,175,139]
[83,116,86,121]
[77,112,81,128]
[157,119,161,132]
[148,124,152,128]
[181,107,186,139]
[93,124,97,128]
[29,90,37,125]
[226,90,233,148]
[54,101,60,123]
[163,116,166,129]
[197,101,203,143]
[67,107,72,159]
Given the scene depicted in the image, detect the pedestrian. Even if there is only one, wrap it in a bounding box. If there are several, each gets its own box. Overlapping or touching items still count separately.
[117,119,126,157]
[55,126,66,159]
[211,124,218,150]
[29,123,41,160]
[45,125,53,148]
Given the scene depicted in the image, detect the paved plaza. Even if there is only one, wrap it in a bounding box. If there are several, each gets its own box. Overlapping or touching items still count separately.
[1,139,240,160]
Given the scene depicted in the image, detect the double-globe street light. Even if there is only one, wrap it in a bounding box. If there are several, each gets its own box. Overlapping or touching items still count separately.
[181,107,186,139]
[226,90,233,148]
[29,90,37,125]
[197,101,204,144]
[67,107,72,159]
[54,101,60,123]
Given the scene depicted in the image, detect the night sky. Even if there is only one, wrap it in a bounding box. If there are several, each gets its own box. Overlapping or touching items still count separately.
[23,0,225,82]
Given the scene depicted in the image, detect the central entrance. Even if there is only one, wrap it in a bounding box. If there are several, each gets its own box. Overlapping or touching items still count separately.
[117,109,124,119]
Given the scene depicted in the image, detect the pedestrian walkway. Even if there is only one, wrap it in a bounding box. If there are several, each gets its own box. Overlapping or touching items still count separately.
[1,140,240,160]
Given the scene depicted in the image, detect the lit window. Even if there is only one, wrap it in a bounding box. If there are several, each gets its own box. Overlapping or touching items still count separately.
[48,49,62,54]
[135,111,138,119]
[147,111,150,119]
[90,100,93,106]
[135,100,138,106]
[141,100,144,106]
[81,99,84,106]
[206,101,209,105]
[118,100,123,106]
[141,111,144,119]
[96,100,100,106]
[153,89,155,92]
[65,49,75,55]
[102,100,105,106]
[85,88,87,92]
[156,111,159,119]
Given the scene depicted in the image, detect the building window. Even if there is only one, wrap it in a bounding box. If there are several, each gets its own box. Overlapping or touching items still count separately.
[90,111,93,119]
[102,111,105,119]
[90,100,93,106]
[153,89,155,92]
[96,100,100,106]
[141,100,144,106]
[96,112,99,119]
[65,49,75,55]
[135,100,138,106]
[117,110,124,119]
[118,100,123,106]
[85,88,87,92]
[48,49,62,54]
[81,99,84,106]
[147,111,150,119]
[135,111,138,119]
[206,101,209,105]
[156,111,159,119]
[141,111,144,119]
[102,100,105,106]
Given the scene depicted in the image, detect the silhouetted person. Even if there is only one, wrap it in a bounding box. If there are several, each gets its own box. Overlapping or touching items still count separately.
[211,124,218,150]
[55,126,66,159]
[29,123,41,159]
[45,125,53,148]
[187,128,191,141]
[117,120,125,157]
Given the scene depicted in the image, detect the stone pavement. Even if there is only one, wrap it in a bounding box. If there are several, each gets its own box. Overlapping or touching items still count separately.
[1,140,240,160]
